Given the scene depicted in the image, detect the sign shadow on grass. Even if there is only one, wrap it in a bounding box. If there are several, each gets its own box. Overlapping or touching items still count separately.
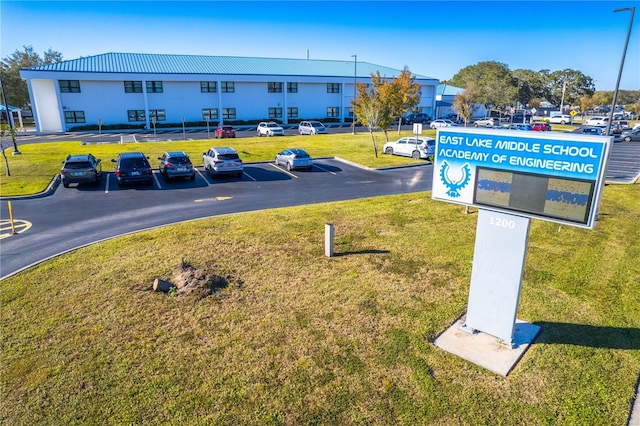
[534,322,640,350]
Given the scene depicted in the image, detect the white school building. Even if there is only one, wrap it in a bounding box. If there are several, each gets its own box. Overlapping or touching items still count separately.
[19,52,440,133]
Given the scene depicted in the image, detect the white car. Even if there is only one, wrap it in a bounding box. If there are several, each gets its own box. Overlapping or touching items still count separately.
[548,115,573,125]
[584,117,609,127]
[430,119,457,129]
[298,120,327,135]
[474,117,500,127]
[257,121,285,137]
[383,137,435,160]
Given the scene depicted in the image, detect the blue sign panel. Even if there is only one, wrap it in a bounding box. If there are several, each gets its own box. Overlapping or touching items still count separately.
[432,128,612,228]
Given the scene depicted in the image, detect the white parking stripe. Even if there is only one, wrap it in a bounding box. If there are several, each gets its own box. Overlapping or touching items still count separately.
[312,163,337,175]
[153,171,162,188]
[105,174,110,194]
[243,170,257,181]
[268,162,297,178]
[196,168,211,185]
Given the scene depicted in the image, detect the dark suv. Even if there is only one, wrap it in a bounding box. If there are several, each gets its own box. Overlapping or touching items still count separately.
[401,113,431,125]
[111,152,153,187]
[60,154,102,188]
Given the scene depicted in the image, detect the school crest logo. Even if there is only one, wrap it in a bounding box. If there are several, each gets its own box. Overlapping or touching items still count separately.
[439,161,471,198]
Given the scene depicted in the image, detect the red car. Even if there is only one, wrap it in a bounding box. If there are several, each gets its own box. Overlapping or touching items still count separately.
[214,125,236,138]
[531,122,551,131]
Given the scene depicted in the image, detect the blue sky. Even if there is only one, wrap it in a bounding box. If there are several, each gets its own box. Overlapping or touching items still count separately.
[1,1,639,91]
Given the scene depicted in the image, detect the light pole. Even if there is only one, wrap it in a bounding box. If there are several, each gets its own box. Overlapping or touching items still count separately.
[351,54,357,134]
[605,6,635,137]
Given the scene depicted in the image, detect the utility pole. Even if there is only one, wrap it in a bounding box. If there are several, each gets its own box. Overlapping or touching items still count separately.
[0,71,21,155]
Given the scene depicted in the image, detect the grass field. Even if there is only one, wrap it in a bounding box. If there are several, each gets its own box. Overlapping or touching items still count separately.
[1,181,639,424]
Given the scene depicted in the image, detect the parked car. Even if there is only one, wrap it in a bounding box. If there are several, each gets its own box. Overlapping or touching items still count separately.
[401,113,431,125]
[506,113,532,123]
[474,117,500,127]
[582,127,602,136]
[613,112,625,120]
[214,125,236,139]
[584,117,609,127]
[617,120,631,130]
[202,147,243,178]
[157,151,195,181]
[531,122,551,131]
[430,119,457,129]
[383,137,435,160]
[257,121,284,137]
[60,153,102,188]
[507,123,533,131]
[111,152,153,187]
[621,128,640,142]
[298,120,327,135]
[274,148,313,171]
[603,123,623,135]
[548,115,573,125]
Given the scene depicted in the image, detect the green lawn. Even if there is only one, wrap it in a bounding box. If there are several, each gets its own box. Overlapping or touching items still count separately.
[1,183,639,424]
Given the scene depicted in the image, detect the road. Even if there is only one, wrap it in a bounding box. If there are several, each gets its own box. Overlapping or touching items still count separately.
[0,159,433,280]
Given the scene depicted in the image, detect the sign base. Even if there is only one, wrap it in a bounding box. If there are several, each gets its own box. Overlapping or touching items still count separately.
[434,318,541,376]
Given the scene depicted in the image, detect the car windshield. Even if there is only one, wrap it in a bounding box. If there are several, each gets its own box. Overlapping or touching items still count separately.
[218,154,240,161]
[65,161,92,169]
[267,123,280,128]
[222,126,233,131]
[311,122,323,128]
[121,158,148,168]
[168,157,189,164]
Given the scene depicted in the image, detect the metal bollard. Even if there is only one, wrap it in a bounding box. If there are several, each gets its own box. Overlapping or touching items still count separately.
[325,223,335,257]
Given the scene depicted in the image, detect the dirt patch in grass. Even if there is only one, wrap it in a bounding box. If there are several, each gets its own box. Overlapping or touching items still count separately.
[165,258,243,298]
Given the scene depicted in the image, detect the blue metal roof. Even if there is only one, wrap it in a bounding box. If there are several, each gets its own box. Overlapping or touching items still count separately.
[23,52,436,80]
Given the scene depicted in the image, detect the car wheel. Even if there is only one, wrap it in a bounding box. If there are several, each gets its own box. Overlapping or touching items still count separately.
[62,180,69,188]
[624,136,631,142]
[208,165,215,178]
[286,162,292,171]
[561,120,566,125]
[385,147,393,155]
[190,173,195,181]
[237,171,243,178]
[474,123,479,127]
[412,150,420,160]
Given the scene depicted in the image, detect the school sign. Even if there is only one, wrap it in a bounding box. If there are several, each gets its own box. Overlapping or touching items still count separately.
[432,127,612,229]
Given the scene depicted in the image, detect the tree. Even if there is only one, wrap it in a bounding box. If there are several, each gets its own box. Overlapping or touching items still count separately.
[450,61,517,111]
[351,82,381,158]
[392,67,421,134]
[592,91,612,108]
[580,95,594,115]
[1,45,63,108]
[453,81,480,126]
[370,72,395,143]
[547,69,595,106]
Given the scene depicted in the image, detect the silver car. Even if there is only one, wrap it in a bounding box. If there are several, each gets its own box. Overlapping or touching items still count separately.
[383,137,435,160]
[298,120,327,135]
[621,128,640,142]
[274,148,313,171]
[158,151,195,181]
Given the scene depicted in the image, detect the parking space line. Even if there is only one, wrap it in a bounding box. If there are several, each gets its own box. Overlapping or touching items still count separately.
[196,168,211,186]
[0,219,32,239]
[153,171,162,189]
[105,174,110,194]
[268,163,297,178]
[243,170,257,181]
[312,163,337,175]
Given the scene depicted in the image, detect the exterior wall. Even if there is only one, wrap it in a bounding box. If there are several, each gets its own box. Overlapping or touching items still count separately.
[21,69,439,133]
[30,79,63,132]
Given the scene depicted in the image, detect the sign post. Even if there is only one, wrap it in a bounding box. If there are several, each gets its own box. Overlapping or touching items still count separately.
[432,128,612,374]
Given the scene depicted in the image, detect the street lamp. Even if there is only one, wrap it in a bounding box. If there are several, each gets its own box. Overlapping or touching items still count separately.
[605,6,635,137]
[351,54,357,134]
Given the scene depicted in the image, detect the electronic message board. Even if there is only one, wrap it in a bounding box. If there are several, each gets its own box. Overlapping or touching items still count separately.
[432,128,611,228]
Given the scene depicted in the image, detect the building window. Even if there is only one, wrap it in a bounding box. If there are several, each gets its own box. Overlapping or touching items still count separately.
[221,82,235,93]
[268,82,283,93]
[124,81,143,93]
[348,107,355,118]
[269,107,283,119]
[202,108,218,120]
[127,110,145,122]
[201,82,217,93]
[59,80,81,93]
[327,107,340,118]
[146,81,163,93]
[149,109,166,121]
[327,83,340,93]
[222,108,236,119]
[287,107,298,119]
[287,82,298,93]
[64,111,85,123]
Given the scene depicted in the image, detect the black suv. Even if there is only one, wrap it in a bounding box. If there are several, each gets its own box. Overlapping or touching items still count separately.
[60,154,102,188]
[111,152,153,187]
[401,113,431,125]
